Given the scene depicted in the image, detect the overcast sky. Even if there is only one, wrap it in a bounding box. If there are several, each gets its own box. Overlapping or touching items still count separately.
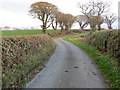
[0,0,119,29]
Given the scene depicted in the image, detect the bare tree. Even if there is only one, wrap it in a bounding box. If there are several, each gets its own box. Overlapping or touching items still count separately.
[29,2,58,34]
[104,13,117,29]
[90,1,110,30]
[77,2,96,30]
[76,15,89,30]
[78,1,111,30]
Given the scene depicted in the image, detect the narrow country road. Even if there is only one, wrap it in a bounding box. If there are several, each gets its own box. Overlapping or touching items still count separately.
[25,37,109,88]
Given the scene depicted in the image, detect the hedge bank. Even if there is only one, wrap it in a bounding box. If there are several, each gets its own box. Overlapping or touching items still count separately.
[1,34,56,88]
[88,30,120,66]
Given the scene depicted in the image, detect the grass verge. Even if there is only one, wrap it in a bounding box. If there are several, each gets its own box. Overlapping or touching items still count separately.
[64,37,120,88]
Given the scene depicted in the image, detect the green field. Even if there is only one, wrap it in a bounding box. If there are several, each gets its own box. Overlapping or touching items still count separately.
[1,29,94,36]
[1,29,59,36]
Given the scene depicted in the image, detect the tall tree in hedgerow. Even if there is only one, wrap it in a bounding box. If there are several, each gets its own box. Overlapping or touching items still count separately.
[29,2,58,34]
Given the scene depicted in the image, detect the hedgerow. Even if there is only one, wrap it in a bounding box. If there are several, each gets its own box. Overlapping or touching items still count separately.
[88,30,120,66]
[1,34,56,88]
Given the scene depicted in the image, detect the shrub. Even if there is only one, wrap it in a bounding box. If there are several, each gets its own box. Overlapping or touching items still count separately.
[50,30,74,37]
[1,34,56,88]
[71,30,90,33]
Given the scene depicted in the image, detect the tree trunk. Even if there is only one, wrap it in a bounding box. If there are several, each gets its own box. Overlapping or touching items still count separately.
[65,25,69,31]
[98,25,101,31]
[78,23,83,30]
[52,21,58,31]
[42,26,46,34]
[108,25,113,29]
[42,22,46,34]
[90,24,96,31]
[42,28,46,34]
[81,26,84,30]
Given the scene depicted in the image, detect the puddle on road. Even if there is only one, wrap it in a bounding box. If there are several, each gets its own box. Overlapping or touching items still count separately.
[92,72,96,75]
[74,66,79,68]
[64,66,79,73]
[65,70,69,72]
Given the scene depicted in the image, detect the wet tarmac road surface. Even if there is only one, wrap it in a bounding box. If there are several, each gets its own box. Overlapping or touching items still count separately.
[25,37,109,88]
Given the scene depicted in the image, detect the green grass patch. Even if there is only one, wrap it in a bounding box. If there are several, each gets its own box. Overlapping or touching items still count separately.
[64,37,120,88]
[1,29,61,36]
